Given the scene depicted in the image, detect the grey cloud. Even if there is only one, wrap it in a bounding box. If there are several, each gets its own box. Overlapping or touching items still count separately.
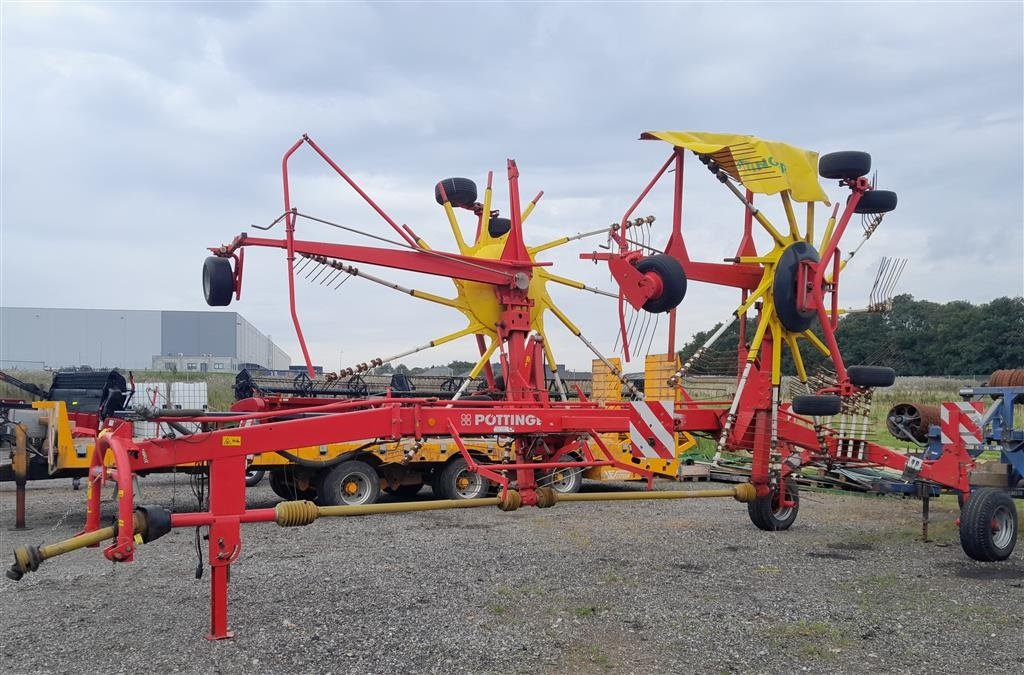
[2,1,1021,370]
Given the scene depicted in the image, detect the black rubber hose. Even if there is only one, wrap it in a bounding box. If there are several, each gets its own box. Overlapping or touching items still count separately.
[275,441,377,469]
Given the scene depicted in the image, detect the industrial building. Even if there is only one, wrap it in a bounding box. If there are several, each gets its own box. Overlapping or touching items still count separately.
[0,307,290,372]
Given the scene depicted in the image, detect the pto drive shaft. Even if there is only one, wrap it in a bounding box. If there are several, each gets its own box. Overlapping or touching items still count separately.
[7,506,171,581]
[8,485,757,579]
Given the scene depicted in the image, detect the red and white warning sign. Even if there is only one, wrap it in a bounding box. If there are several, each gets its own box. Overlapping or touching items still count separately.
[940,401,985,449]
[628,400,678,460]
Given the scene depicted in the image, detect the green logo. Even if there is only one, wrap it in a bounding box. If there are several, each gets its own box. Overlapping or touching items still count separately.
[736,156,787,174]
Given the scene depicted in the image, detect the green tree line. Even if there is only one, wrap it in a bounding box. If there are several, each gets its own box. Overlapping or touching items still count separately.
[678,295,1024,377]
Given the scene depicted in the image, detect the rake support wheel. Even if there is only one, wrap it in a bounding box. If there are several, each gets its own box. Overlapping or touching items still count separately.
[847,365,896,388]
[853,190,897,214]
[635,253,687,313]
[748,481,800,531]
[488,217,512,238]
[434,177,478,208]
[819,151,871,180]
[203,256,234,307]
[791,394,842,417]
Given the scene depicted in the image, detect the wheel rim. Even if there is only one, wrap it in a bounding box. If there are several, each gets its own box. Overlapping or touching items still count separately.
[453,470,486,498]
[773,504,794,521]
[773,490,795,521]
[991,505,1015,549]
[548,467,579,493]
[340,474,371,505]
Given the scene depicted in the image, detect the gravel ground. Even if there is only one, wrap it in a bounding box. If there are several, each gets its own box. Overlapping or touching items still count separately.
[0,476,1021,674]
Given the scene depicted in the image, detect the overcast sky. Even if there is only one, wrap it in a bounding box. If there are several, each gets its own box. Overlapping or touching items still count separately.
[2,1,1022,372]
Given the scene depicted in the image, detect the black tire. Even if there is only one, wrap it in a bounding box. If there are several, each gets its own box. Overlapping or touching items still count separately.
[488,217,512,238]
[853,190,897,214]
[434,177,477,208]
[959,487,1018,561]
[320,460,381,506]
[268,470,317,501]
[429,469,444,497]
[203,256,234,306]
[245,470,265,488]
[436,457,491,500]
[541,454,584,494]
[634,254,687,313]
[791,394,842,417]
[385,483,424,499]
[819,151,871,180]
[848,365,896,388]
[748,481,800,531]
[772,242,820,332]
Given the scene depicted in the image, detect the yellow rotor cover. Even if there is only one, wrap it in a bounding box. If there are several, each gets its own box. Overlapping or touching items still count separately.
[640,131,830,204]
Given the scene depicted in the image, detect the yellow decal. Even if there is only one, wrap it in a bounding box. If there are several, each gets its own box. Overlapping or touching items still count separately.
[222,435,242,447]
[117,489,124,498]
[134,534,144,545]
[427,417,437,427]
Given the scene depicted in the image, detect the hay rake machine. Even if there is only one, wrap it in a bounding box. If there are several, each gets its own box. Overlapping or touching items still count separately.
[7,131,1017,641]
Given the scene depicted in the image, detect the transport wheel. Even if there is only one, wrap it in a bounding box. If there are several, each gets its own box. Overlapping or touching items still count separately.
[959,487,1018,561]
[847,365,896,388]
[541,454,583,494]
[203,256,234,306]
[791,394,842,417]
[434,177,478,208]
[818,151,871,180]
[245,470,265,488]
[748,481,800,531]
[320,460,382,506]
[635,253,687,313]
[488,217,512,238]
[437,457,490,500]
[385,483,424,499]
[268,470,317,501]
[853,189,897,214]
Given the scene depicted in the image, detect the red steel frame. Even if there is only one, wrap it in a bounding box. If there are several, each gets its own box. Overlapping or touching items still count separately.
[65,137,974,640]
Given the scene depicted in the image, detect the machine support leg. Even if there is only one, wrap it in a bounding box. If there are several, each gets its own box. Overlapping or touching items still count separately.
[208,564,233,640]
[14,482,27,530]
[11,426,28,530]
[204,455,246,640]
[921,491,930,543]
